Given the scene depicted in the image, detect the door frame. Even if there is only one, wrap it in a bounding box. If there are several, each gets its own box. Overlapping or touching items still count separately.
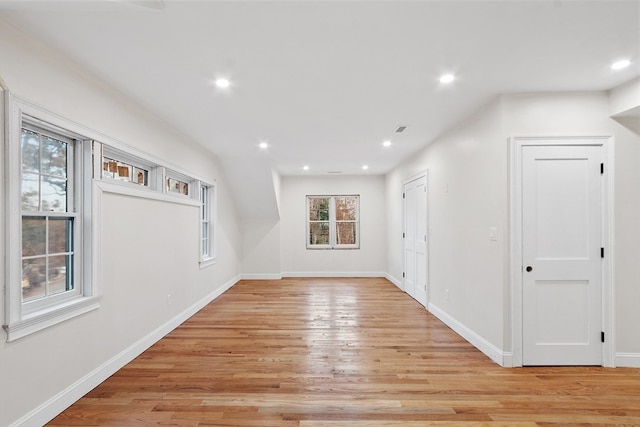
[509,136,615,367]
[403,170,429,307]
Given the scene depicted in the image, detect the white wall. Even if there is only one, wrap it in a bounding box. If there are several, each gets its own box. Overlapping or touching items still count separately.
[0,21,242,426]
[241,220,282,279]
[386,90,640,366]
[386,98,508,355]
[503,91,640,361]
[610,76,640,117]
[280,175,387,276]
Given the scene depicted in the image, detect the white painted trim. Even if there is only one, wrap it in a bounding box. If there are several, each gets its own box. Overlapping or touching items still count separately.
[615,353,640,368]
[428,303,508,366]
[402,170,429,307]
[3,94,102,341]
[509,136,614,367]
[199,256,217,269]
[385,273,403,290]
[240,273,283,280]
[8,274,241,427]
[281,271,386,278]
[94,180,200,208]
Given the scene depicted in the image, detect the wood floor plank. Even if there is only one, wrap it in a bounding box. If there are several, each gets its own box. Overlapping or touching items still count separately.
[47,278,640,426]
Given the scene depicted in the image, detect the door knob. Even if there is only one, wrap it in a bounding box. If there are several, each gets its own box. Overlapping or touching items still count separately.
[526,266,533,272]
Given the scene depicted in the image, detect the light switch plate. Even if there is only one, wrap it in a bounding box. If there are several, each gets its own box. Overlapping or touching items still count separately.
[489,227,498,241]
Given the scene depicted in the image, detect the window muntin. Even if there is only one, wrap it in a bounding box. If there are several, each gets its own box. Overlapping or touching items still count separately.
[307,195,359,249]
[20,127,80,307]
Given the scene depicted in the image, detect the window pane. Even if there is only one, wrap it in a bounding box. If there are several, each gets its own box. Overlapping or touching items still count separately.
[21,172,40,211]
[22,258,46,302]
[335,196,357,220]
[336,222,357,245]
[132,167,147,185]
[309,198,330,221]
[167,177,188,194]
[49,217,73,254]
[48,255,73,295]
[309,222,330,245]
[21,129,40,173]
[22,217,46,257]
[41,176,67,211]
[41,136,67,178]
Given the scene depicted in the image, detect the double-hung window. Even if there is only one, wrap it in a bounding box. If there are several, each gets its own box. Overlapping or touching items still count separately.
[21,126,79,307]
[4,96,99,341]
[199,183,216,266]
[307,195,359,249]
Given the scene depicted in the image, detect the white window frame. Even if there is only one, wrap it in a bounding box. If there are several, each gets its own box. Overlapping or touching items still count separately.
[306,195,360,250]
[199,182,216,267]
[164,168,195,198]
[100,145,158,190]
[3,94,101,342]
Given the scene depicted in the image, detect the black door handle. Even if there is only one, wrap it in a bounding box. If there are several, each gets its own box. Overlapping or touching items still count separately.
[526,266,533,272]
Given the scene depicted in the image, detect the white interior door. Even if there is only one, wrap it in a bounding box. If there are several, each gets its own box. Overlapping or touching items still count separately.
[522,144,602,366]
[404,175,428,307]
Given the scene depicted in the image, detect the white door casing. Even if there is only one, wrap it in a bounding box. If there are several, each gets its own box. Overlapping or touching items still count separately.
[511,136,614,367]
[404,173,428,307]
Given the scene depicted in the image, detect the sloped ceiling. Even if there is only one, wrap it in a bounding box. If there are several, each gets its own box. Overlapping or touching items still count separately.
[0,1,638,219]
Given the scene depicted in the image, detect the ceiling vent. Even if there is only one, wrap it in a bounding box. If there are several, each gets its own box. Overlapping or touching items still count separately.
[394,125,408,133]
[327,171,342,174]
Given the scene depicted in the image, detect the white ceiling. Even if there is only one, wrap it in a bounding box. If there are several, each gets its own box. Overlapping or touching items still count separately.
[1,0,638,218]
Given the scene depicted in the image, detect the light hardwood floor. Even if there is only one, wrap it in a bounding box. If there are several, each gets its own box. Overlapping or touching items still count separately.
[49,278,640,426]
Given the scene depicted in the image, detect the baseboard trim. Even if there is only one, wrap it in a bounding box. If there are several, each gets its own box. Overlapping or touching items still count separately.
[615,352,640,368]
[385,273,403,290]
[427,302,509,367]
[10,275,241,427]
[281,271,386,278]
[240,273,283,280]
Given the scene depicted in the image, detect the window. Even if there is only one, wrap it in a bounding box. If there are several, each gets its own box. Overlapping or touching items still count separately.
[165,170,192,197]
[4,96,100,341]
[100,145,157,189]
[21,127,79,307]
[102,156,148,186]
[199,183,215,266]
[307,195,359,249]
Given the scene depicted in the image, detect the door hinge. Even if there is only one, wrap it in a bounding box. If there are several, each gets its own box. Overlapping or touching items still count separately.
[403,193,405,199]
[601,247,605,258]
[600,163,604,174]
[601,331,605,343]
[402,232,405,238]
[402,272,405,278]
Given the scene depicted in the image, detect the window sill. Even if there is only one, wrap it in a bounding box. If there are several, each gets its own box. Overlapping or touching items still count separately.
[3,296,101,342]
[199,256,217,269]
[95,180,200,207]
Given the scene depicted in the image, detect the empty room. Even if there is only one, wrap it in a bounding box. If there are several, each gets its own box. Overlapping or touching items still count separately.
[0,1,639,426]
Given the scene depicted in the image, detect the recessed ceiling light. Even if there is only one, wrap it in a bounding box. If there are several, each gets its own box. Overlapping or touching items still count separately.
[362,165,369,170]
[258,141,269,149]
[303,165,309,171]
[215,78,230,88]
[383,140,392,147]
[611,59,631,70]
[439,74,455,84]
